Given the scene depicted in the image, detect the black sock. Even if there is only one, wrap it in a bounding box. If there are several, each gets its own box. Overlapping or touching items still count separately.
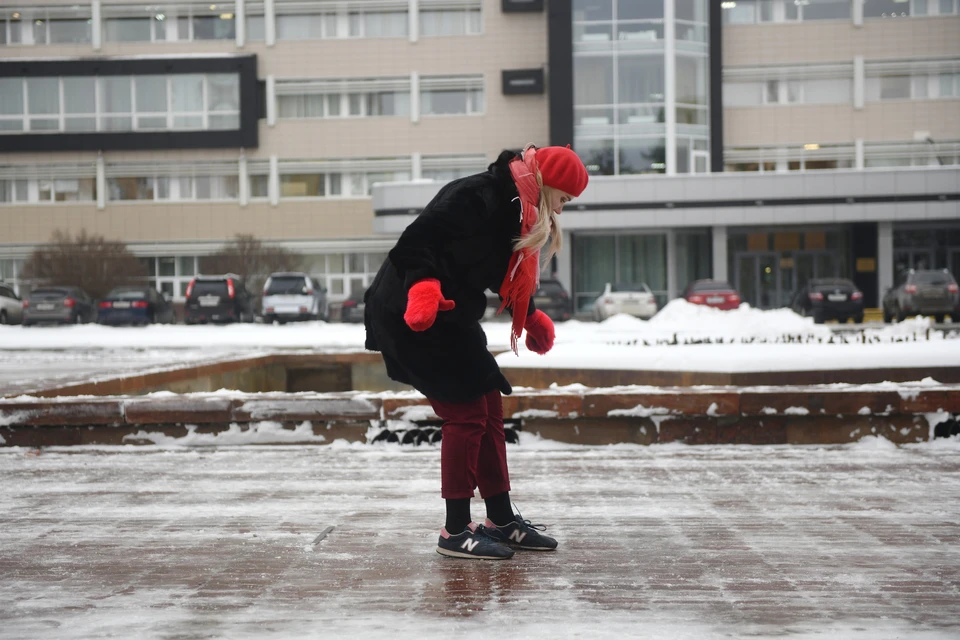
[484,492,514,527]
[445,498,472,535]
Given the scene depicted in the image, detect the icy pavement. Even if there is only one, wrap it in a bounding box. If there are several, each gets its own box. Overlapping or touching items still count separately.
[2,438,959,639]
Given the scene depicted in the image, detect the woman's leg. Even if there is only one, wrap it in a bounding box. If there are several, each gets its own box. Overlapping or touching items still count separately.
[428,394,490,534]
[476,390,513,525]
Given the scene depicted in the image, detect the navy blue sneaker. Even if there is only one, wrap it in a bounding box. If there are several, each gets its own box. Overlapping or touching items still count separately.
[436,522,515,560]
[485,511,558,551]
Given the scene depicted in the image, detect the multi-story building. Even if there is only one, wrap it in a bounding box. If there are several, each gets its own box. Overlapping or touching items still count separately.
[0,0,549,301]
[2,0,959,314]
[376,0,960,311]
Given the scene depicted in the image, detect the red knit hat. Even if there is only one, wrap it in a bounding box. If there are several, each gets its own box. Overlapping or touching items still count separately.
[536,145,589,197]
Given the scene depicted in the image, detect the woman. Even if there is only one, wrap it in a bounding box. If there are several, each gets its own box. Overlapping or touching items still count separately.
[364,144,589,560]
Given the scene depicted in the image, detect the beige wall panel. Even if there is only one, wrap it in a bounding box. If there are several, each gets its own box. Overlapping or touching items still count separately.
[724,17,960,66]
[725,99,960,146]
[0,199,375,245]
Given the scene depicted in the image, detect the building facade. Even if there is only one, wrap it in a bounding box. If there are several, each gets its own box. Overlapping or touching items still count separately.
[2,0,959,313]
[0,0,549,301]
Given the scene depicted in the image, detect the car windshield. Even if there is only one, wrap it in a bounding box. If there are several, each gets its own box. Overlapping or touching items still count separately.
[192,281,229,297]
[912,271,953,285]
[266,276,308,295]
[30,289,70,300]
[612,283,648,293]
[107,288,147,300]
[691,281,733,292]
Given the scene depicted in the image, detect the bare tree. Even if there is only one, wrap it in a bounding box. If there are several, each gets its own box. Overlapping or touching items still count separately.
[199,234,302,294]
[22,230,147,300]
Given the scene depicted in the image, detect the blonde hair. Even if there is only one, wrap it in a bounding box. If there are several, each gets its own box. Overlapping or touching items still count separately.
[513,176,563,266]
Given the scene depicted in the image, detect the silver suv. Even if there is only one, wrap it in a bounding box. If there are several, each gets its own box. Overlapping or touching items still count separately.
[0,282,22,325]
[261,272,329,323]
[882,269,959,324]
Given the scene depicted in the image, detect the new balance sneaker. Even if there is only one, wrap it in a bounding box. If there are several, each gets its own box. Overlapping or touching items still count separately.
[485,511,558,551]
[436,522,515,560]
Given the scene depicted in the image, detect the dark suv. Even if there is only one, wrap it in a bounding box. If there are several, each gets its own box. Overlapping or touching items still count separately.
[184,274,255,324]
[882,269,959,323]
[532,278,572,321]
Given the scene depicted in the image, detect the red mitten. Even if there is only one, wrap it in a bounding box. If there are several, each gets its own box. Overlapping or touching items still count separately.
[403,278,456,331]
[524,309,555,355]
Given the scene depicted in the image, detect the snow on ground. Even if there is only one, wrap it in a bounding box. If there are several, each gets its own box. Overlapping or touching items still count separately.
[1,300,957,374]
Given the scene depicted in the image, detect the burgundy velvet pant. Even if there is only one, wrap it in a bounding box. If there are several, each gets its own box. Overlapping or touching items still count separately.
[428,389,511,500]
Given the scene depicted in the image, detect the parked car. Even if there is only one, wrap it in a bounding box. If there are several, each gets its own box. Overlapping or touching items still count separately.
[532,278,573,322]
[22,286,97,326]
[261,272,329,323]
[882,268,959,323]
[184,274,255,324]
[681,280,741,311]
[593,282,658,321]
[790,278,864,324]
[0,282,22,325]
[97,286,176,326]
[340,288,366,323]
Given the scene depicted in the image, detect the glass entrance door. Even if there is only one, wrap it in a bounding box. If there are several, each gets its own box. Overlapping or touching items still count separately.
[735,252,782,309]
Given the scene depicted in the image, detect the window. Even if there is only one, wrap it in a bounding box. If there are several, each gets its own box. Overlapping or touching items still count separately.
[0,179,28,202]
[281,174,327,198]
[276,12,337,40]
[0,9,92,45]
[277,88,410,119]
[349,10,408,38]
[108,175,238,201]
[725,76,852,107]
[722,0,849,23]
[421,76,485,115]
[419,8,481,36]
[102,5,234,43]
[0,73,241,134]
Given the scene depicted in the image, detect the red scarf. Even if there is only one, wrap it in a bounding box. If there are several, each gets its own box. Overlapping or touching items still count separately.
[498,147,542,355]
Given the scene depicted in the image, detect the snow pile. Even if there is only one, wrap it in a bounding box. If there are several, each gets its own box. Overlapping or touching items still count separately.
[646,300,833,341]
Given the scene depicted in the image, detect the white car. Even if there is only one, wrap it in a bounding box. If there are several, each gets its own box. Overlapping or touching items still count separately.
[592,282,658,321]
[0,282,23,325]
[261,272,329,323]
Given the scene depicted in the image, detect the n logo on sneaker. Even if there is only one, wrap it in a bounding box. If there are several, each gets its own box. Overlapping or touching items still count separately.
[461,538,480,552]
[508,530,527,544]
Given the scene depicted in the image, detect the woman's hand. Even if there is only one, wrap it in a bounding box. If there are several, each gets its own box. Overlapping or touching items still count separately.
[404,278,456,331]
[524,309,555,354]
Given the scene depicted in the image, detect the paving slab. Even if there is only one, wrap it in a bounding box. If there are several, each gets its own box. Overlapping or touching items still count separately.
[1,440,959,639]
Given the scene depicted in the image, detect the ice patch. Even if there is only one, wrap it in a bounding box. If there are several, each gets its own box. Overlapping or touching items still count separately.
[784,406,810,415]
[0,410,32,426]
[858,407,872,415]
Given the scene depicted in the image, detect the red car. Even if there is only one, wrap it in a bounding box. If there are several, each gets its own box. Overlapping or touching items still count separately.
[682,280,741,311]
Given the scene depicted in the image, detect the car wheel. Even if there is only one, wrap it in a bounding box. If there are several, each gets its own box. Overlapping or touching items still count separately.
[934,314,945,324]
[0,310,6,325]
[812,311,825,324]
[882,307,893,323]
[854,314,864,324]
[895,306,906,323]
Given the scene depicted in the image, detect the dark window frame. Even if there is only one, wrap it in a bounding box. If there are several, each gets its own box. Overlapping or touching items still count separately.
[0,55,259,152]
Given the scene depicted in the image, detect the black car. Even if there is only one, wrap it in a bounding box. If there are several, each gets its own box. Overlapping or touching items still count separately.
[882,269,959,323]
[22,286,97,326]
[98,286,177,326]
[184,274,255,324]
[791,278,864,324]
[532,278,572,322]
[340,288,366,323]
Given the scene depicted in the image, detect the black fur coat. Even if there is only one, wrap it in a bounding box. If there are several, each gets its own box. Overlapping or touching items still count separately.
[364,150,537,403]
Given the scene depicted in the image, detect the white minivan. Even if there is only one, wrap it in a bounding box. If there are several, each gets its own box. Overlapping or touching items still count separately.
[261,272,329,323]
